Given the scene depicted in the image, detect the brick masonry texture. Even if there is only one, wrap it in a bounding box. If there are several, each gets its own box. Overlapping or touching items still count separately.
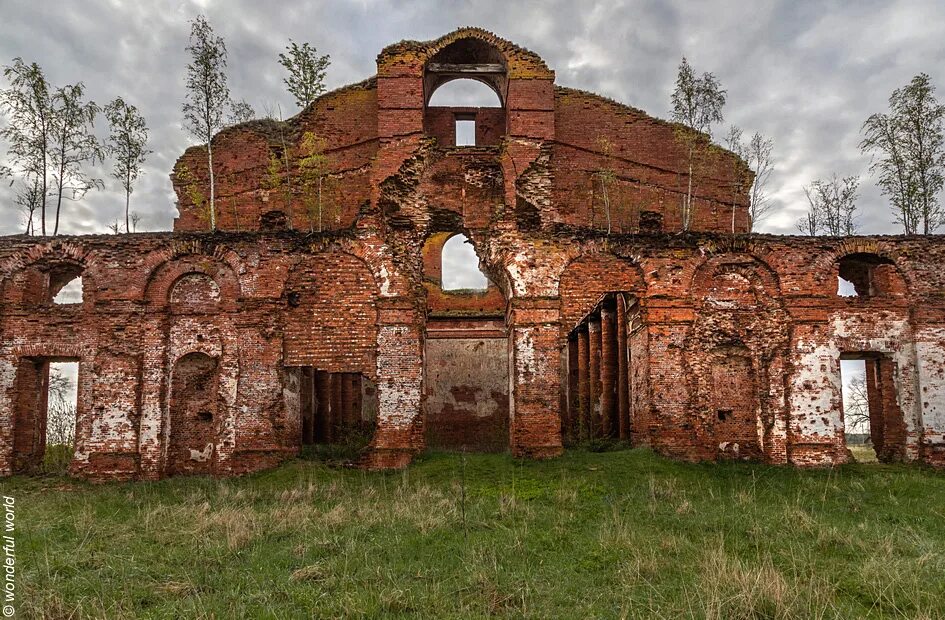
[2,28,945,480]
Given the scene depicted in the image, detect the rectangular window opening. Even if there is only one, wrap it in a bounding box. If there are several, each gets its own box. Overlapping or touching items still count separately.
[455,119,476,147]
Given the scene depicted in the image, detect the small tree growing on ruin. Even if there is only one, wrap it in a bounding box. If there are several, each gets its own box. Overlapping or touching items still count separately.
[724,126,775,233]
[593,136,617,234]
[182,15,231,231]
[279,40,331,109]
[297,131,331,231]
[671,57,726,231]
[49,82,104,236]
[104,97,150,233]
[229,98,256,125]
[797,174,860,236]
[861,73,945,234]
[1,58,53,235]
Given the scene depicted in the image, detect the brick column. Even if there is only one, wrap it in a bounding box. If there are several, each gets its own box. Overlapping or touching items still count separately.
[363,298,424,469]
[577,327,590,441]
[616,295,630,440]
[138,315,169,480]
[566,337,579,443]
[508,298,563,458]
[588,318,602,438]
[600,303,617,438]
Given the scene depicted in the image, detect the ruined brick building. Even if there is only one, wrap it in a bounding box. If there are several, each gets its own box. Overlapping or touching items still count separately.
[2,28,945,480]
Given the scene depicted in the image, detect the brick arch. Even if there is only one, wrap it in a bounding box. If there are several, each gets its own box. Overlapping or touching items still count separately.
[688,252,783,305]
[379,27,553,80]
[0,240,100,305]
[684,254,790,463]
[559,252,646,336]
[144,254,240,309]
[813,240,909,298]
[283,251,379,379]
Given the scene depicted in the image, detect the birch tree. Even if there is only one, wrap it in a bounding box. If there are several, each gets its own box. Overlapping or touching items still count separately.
[671,57,726,231]
[861,73,945,234]
[798,174,860,236]
[49,82,104,236]
[104,97,150,233]
[229,98,255,125]
[182,15,230,230]
[279,40,330,109]
[725,125,775,232]
[1,58,53,235]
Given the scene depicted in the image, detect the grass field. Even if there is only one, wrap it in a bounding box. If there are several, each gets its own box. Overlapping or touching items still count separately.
[3,447,945,619]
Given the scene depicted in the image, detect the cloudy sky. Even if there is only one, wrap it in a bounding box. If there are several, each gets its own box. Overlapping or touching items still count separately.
[1,0,944,237]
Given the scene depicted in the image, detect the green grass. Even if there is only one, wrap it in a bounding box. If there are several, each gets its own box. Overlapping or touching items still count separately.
[3,448,945,618]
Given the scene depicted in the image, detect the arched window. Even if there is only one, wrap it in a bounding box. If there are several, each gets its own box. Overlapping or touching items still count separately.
[441,234,488,291]
[48,265,84,304]
[837,252,898,298]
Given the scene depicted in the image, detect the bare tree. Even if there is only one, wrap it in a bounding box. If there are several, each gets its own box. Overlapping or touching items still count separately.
[278,40,330,110]
[46,368,76,448]
[671,57,726,231]
[104,97,150,233]
[861,73,945,234]
[844,374,870,434]
[1,58,53,235]
[182,15,230,230]
[725,126,775,233]
[798,174,860,236]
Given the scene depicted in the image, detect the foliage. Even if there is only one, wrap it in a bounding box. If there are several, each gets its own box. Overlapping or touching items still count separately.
[5,449,945,617]
[48,82,104,236]
[671,57,726,231]
[182,15,230,230]
[175,162,210,226]
[278,40,330,109]
[861,73,945,234]
[228,98,255,125]
[104,97,150,233]
[0,58,53,235]
[798,174,860,236]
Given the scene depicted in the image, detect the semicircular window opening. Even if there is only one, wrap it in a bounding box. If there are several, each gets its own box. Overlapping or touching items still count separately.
[428,79,502,108]
[441,234,489,291]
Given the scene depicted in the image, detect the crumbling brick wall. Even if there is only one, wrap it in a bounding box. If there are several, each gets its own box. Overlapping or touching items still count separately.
[2,28,945,480]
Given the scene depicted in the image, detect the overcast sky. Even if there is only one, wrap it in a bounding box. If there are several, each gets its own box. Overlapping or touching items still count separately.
[1,0,944,237]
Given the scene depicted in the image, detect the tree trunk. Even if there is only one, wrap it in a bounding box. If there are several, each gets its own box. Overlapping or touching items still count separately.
[207,143,216,230]
[125,165,131,233]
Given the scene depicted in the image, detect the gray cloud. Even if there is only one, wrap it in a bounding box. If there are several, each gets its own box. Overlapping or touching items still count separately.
[2,0,944,237]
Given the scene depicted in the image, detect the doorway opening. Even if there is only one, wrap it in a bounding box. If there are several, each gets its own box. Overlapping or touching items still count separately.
[839,353,906,463]
[45,361,78,472]
[12,357,79,474]
[298,369,377,454]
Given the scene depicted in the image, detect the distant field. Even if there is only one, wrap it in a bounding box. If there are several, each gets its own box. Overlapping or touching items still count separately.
[3,448,945,619]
